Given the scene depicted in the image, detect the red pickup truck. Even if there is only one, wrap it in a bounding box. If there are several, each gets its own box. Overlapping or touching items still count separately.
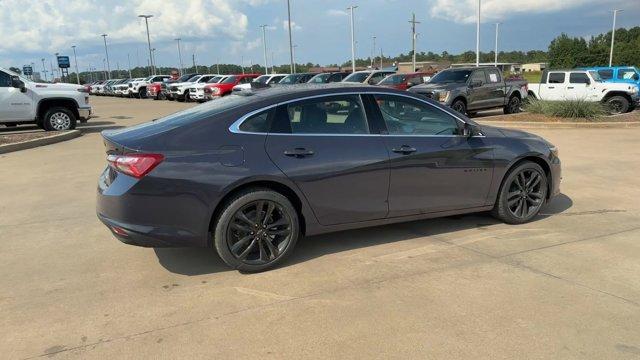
[203,74,260,100]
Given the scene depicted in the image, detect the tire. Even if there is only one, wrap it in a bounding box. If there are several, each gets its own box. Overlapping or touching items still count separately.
[214,189,300,272]
[183,91,191,103]
[491,161,548,224]
[504,95,521,114]
[5,123,17,127]
[605,96,630,114]
[43,107,77,131]
[139,88,147,99]
[451,99,467,115]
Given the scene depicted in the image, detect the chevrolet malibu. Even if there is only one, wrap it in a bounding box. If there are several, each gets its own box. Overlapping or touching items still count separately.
[97,83,561,272]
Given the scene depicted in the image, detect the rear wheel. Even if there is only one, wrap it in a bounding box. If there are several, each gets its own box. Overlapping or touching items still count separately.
[605,96,630,114]
[214,189,300,272]
[504,95,521,114]
[492,161,547,224]
[139,88,147,99]
[451,99,467,115]
[43,107,77,131]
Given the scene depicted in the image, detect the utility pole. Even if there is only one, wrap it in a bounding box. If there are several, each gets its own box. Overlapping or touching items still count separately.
[175,38,184,76]
[50,59,55,82]
[41,58,47,82]
[371,36,376,68]
[101,34,111,79]
[138,15,155,75]
[287,0,294,74]
[216,59,220,74]
[409,13,420,72]
[241,55,245,75]
[127,53,132,78]
[476,0,481,67]
[151,48,156,73]
[292,45,298,73]
[72,45,80,84]
[260,25,269,75]
[193,53,197,73]
[494,23,501,67]
[348,5,358,73]
[54,53,60,80]
[609,9,623,67]
[271,52,275,73]
[380,48,383,68]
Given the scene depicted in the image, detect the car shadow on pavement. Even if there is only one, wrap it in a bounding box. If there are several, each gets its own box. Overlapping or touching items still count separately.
[153,193,573,276]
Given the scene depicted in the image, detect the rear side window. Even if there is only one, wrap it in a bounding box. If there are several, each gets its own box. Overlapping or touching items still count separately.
[618,69,638,80]
[487,69,501,83]
[0,71,11,87]
[239,111,270,133]
[548,73,565,84]
[598,69,614,79]
[275,95,369,134]
[569,73,590,84]
[470,70,486,85]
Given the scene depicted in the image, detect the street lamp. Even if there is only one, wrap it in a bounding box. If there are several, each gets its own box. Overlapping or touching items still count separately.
[292,45,298,74]
[347,5,358,73]
[175,38,184,76]
[609,9,623,67]
[101,34,111,79]
[476,0,481,67]
[371,36,376,68]
[494,23,501,67]
[138,15,155,75]
[286,0,294,74]
[72,45,80,84]
[41,58,47,82]
[260,25,269,75]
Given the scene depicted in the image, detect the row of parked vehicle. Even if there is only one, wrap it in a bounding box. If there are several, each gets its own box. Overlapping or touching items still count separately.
[88,65,639,116]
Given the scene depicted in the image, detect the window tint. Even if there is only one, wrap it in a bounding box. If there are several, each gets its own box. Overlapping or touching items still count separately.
[239,111,270,133]
[374,95,460,136]
[278,95,369,134]
[487,69,501,83]
[598,69,614,79]
[548,73,565,84]
[0,71,11,87]
[618,69,637,80]
[569,73,590,84]
[470,70,486,84]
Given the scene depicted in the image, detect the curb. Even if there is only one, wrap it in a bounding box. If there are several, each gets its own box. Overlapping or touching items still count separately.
[0,130,81,154]
[476,120,640,129]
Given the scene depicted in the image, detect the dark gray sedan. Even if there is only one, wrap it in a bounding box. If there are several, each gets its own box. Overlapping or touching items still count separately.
[97,83,561,272]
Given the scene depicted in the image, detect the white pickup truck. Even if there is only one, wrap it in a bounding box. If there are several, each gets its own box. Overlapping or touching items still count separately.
[529,69,639,113]
[0,67,91,131]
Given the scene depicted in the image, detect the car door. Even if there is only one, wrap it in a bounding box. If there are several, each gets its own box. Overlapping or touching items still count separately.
[0,71,33,121]
[484,68,507,108]
[265,94,390,225]
[369,94,494,217]
[466,69,491,111]
[539,72,566,100]
[565,72,590,100]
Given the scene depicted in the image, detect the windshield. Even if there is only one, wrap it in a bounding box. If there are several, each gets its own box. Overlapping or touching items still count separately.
[588,71,603,82]
[379,74,407,85]
[308,74,330,83]
[221,76,238,84]
[279,74,301,84]
[429,70,472,84]
[254,75,270,84]
[176,74,194,82]
[207,76,223,83]
[343,72,370,83]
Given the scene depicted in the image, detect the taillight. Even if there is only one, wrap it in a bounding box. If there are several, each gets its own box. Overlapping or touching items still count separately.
[106,153,164,178]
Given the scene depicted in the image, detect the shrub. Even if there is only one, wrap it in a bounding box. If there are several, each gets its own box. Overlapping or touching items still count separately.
[523,99,607,119]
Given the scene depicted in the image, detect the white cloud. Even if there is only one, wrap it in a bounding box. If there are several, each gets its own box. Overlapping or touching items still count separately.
[429,0,599,23]
[0,0,250,54]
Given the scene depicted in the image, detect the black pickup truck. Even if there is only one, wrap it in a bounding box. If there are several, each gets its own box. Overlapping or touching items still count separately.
[409,66,528,116]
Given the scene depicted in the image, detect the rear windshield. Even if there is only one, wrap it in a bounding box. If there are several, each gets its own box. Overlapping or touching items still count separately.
[343,72,369,83]
[308,74,330,83]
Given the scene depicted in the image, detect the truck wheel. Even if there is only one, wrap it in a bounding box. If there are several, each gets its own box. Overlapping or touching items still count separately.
[43,107,77,131]
[139,88,147,99]
[605,96,629,114]
[451,99,467,115]
[183,91,191,102]
[504,96,522,114]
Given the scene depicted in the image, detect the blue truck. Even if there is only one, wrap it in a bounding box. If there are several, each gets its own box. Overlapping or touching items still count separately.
[582,66,640,91]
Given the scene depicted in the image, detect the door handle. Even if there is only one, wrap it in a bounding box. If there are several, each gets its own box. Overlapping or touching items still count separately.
[548,86,555,89]
[567,86,574,89]
[283,148,314,157]
[391,145,417,155]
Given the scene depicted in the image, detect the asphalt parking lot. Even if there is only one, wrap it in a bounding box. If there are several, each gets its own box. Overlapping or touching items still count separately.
[1,97,640,359]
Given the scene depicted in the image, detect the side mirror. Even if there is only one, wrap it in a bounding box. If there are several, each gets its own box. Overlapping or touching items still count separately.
[11,76,26,93]
[461,123,472,137]
[633,73,639,81]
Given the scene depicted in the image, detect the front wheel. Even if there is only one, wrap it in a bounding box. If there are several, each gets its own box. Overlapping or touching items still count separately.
[43,107,77,131]
[451,99,467,115]
[214,189,300,272]
[492,161,548,224]
[605,96,630,114]
[504,96,521,114]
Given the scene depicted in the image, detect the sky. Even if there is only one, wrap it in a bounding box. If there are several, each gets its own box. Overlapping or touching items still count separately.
[0,0,638,75]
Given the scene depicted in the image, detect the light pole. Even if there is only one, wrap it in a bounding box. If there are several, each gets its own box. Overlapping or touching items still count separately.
[286,0,294,74]
[494,23,501,67]
[347,5,358,73]
[127,53,132,78]
[609,9,623,67]
[54,53,60,79]
[409,13,420,72]
[371,36,376,68]
[72,45,80,84]
[175,38,184,76]
[292,45,298,73]
[101,34,111,79]
[476,0,481,67]
[41,58,47,82]
[260,25,269,74]
[151,48,157,73]
[138,15,155,75]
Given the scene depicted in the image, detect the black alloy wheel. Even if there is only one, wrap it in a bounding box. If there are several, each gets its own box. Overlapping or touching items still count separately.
[505,96,521,114]
[492,161,547,224]
[605,96,629,114]
[451,100,466,115]
[214,190,299,272]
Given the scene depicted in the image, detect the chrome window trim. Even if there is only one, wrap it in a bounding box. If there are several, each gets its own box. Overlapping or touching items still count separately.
[228,91,478,137]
